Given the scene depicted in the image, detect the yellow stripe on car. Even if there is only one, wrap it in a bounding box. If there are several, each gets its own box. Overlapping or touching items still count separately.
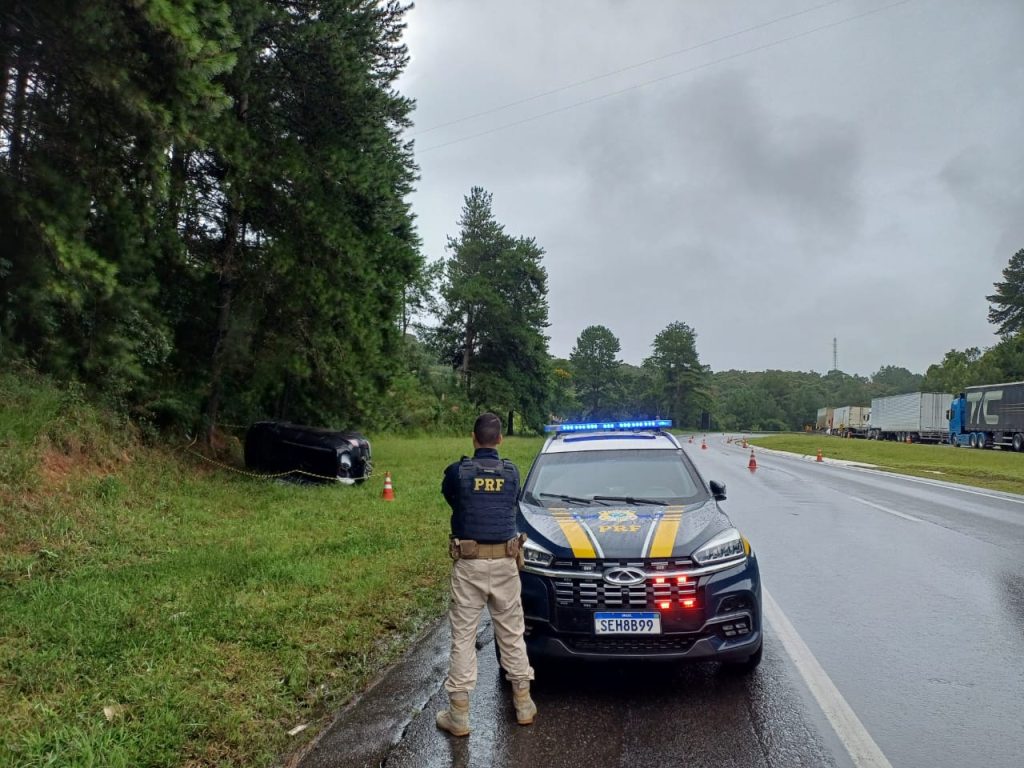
[647,506,684,558]
[551,509,597,558]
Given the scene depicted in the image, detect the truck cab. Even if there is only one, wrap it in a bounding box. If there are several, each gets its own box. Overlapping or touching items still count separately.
[948,385,1024,451]
[948,393,967,445]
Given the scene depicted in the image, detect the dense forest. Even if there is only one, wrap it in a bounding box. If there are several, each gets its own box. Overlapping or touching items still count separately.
[1,1,421,438]
[2,3,1023,437]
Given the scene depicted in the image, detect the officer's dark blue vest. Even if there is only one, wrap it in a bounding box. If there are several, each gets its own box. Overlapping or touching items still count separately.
[452,456,519,542]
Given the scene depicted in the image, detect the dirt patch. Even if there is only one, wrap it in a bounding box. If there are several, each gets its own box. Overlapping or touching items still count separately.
[38,447,78,486]
[34,439,133,496]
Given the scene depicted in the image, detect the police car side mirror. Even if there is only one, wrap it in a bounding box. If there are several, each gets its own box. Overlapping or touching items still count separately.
[709,480,726,501]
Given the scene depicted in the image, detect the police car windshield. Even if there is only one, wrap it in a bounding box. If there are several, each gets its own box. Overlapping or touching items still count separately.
[524,449,706,507]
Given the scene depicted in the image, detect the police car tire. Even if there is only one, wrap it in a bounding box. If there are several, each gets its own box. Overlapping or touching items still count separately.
[721,640,763,674]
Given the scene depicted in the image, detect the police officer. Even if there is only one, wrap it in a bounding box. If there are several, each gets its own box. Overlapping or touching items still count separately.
[436,412,536,737]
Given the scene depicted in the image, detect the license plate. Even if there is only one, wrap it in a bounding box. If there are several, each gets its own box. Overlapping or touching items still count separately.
[594,611,661,635]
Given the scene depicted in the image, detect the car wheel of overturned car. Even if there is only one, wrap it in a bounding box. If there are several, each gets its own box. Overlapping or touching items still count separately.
[721,640,763,674]
[337,450,367,484]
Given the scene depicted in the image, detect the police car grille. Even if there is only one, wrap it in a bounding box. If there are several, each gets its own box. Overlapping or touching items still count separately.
[552,558,695,571]
[553,577,698,609]
[567,635,698,653]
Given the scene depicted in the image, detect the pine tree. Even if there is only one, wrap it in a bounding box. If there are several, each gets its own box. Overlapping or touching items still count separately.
[644,321,709,427]
[570,325,624,419]
[2,1,421,434]
[987,248,1024,337]
[158,0,420,434]
[437,187,550,429]
[0,0,235,400]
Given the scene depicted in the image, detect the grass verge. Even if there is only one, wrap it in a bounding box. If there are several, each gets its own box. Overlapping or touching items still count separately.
[749,433,1024,495]
[0,371,544,766]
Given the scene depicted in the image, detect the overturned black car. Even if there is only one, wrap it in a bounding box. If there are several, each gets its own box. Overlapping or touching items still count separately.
[244,421,372,484]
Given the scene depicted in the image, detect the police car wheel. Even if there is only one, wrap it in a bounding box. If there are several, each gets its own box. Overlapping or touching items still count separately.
[721,640,763,674]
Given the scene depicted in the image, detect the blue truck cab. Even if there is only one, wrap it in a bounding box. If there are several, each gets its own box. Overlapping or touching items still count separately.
[948,384,1024,451]
[948,393,969,446]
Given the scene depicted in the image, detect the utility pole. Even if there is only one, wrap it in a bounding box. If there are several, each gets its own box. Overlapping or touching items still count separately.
[832,337,838,373]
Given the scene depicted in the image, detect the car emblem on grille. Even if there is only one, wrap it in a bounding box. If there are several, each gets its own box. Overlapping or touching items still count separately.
[598,509,638,523]
[603,567,645,586]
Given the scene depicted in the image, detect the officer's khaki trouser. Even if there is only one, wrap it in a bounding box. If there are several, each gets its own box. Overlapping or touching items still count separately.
[444,556,535,694]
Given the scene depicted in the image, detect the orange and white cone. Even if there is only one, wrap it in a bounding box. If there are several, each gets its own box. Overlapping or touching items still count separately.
[748,450,757,472]
[816,448,823,463]
[701,438,707,450]
[381,471,395,501]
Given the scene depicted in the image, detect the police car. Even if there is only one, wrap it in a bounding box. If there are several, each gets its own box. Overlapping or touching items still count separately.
[517,420,762,669]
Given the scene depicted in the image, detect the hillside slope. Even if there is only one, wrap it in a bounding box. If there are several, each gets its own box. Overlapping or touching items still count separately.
[1,372,541,766]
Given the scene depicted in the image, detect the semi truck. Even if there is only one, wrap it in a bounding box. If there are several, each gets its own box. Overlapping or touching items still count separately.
[948,382,1024,451]
[832,405,870,438]
[816,406,834,431]
[868,392,952,443]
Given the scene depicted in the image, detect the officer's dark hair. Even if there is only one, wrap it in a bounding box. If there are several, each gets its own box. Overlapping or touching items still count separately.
[473,412,502,446]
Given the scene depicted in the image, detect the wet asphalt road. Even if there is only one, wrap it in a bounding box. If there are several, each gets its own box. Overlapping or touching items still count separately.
[296,436,1024,768]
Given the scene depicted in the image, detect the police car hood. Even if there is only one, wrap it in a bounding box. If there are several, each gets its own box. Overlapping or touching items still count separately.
[517,499,730,561]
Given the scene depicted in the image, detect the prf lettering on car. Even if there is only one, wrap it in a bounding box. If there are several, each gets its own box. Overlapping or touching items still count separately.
[473,477,505,492]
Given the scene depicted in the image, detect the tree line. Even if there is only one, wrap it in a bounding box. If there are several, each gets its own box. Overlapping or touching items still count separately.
[708,249,1024,432]
[3,2,1022,437]
[401,188,712,434]
[1,1,420,439]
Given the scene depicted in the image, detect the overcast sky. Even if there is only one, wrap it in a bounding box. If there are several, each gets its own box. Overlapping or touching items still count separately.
[397,0,1024,377]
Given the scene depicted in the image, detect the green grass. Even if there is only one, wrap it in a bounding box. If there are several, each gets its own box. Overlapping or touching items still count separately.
[749,433,1024,495]
[0,372,545,767]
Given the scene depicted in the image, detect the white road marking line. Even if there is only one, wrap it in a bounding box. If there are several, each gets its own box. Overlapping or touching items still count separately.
[844,464,1024,506]
[755,444,1024,506]
[849,495,923,523]
[764,588,894,768]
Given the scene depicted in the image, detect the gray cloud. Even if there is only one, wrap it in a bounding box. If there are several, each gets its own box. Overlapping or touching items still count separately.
[402,0,1024,375]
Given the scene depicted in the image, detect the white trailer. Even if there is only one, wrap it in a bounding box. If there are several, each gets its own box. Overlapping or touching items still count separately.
[868,392,952,443]
[833,405,871,438]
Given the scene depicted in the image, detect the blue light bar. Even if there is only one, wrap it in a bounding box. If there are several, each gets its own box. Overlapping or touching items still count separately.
[543,419,673,433]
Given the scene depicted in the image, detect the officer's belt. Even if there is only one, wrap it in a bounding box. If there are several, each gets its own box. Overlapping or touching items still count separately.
[461,540,515,559]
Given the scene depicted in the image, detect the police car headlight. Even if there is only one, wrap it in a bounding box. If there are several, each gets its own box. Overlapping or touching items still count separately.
[692,528,747,566]
[522,539,554,567]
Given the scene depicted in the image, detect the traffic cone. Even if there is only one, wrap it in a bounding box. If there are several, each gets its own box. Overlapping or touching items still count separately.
[748,450,757,472]
[688,436,694,444]
[381,471,395,501]
[816,448,823,463]
[742,438,748,449]
[701,437,707,450]
[905,435,912,444]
